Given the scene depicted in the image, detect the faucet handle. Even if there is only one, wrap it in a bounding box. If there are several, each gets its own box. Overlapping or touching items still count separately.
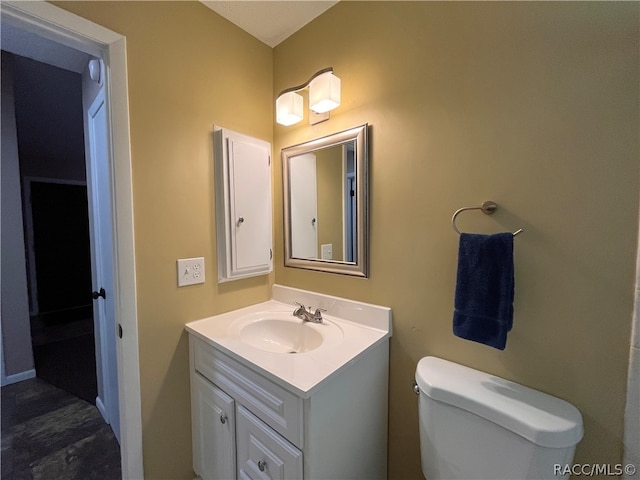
[293,302,309,316]
[313,307,326,321]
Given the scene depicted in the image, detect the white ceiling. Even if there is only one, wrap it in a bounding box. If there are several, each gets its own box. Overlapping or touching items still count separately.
[201,1,339,47]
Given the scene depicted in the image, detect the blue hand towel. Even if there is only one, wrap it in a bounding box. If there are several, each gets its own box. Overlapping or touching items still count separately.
[453,232,514,350]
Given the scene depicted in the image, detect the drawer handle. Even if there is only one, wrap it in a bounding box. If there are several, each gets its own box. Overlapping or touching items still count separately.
[220,414,227,424]
[258,460,266,472]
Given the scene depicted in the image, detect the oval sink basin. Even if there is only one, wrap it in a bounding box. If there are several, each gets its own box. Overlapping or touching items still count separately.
[241,319,322,354]
[228,313,343,354]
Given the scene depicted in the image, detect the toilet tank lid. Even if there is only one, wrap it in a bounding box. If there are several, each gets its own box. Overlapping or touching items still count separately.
[415,357,584,448]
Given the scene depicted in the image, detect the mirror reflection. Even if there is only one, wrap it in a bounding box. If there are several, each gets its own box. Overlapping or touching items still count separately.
[283,124,368,277]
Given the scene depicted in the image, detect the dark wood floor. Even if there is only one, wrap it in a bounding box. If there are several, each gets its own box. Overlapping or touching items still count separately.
[29,307,98,405]
[2,306,120,478]
[1,376,121,479]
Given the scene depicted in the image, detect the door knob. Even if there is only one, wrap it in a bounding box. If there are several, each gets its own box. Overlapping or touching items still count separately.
[92,288,106,300]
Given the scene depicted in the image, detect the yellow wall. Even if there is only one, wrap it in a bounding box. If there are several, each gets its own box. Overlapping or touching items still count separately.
[274,2,639,478]
[54,2,273,478]
[51,1,639,479]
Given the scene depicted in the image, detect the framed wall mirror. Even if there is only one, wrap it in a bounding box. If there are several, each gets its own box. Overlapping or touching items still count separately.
[282,124,368,277]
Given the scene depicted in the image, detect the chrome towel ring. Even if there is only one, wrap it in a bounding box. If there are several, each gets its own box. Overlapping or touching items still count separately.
[451,201,523,236]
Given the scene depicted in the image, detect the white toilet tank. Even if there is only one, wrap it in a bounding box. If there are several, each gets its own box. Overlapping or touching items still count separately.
[415,357,583,480]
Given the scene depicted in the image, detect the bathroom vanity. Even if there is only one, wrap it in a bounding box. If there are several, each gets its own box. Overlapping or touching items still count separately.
[186,285,392,480]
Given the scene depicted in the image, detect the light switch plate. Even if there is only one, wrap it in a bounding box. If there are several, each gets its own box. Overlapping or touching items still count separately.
[321,244,333,260]
[177,257,205,287]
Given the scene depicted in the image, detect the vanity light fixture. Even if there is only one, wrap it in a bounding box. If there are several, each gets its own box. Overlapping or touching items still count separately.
[276,67,341,126]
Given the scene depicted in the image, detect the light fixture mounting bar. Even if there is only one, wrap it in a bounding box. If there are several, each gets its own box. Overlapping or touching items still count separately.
[277,67,334,97]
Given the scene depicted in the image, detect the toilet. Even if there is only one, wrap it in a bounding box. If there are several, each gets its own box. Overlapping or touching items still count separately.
[415,357,584,480]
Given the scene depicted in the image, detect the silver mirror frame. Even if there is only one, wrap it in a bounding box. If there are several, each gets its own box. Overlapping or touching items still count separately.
[282,124,369,277]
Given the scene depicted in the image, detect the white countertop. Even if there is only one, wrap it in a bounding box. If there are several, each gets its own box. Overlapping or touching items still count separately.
[185,285,392,397]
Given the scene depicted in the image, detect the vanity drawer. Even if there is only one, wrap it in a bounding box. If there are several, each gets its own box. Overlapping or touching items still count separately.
[236,406,303,480]
[194,338,304,447]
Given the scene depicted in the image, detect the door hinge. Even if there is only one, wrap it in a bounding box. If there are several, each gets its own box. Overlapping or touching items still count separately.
[268,155,271,167]
[270,248,273,260]
[118,323,123,338]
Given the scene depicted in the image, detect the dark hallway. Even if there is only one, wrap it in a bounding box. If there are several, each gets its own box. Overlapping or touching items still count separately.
[10,54,98,405]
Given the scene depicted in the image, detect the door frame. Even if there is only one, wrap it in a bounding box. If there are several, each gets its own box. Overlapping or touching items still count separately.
[0,2,143,478]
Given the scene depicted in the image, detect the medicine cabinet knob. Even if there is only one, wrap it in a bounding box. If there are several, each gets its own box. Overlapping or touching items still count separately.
[219,414,227,424]
[258,460,266,472]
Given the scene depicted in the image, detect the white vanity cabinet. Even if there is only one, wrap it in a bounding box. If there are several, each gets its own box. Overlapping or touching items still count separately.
[214,126,272,283]
[189,335,389,480]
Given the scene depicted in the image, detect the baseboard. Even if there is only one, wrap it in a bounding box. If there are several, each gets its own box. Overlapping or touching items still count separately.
[1,368,36,387]
[95,395,110,424]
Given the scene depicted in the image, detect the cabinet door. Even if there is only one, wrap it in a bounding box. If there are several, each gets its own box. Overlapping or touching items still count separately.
[236,406,303,480]
[228,136,272,274]
[192,374,236,480]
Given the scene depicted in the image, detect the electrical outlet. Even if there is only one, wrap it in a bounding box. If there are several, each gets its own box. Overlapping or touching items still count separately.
[321,244,333,260]
[177,257,205,287]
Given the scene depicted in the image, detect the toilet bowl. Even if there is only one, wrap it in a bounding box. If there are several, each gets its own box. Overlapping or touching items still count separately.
[415,357,583,480]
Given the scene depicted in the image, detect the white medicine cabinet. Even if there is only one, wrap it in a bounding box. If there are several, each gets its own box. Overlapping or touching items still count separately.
[214,126,273,282]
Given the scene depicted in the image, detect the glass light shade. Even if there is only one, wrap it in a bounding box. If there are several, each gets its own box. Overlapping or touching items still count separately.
[276,91,303,126]
[309,72,341,114]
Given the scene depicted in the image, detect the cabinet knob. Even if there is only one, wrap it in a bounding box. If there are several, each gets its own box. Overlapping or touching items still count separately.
[237,217,245,226]
[220,413,227,424]
[258,460,266,472]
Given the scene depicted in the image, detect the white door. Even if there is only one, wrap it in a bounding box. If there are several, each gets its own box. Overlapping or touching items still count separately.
[289,153,318,259]
[85,86,120,442]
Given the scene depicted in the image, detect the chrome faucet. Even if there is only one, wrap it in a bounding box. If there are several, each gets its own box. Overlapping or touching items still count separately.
[293,302,325,323]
